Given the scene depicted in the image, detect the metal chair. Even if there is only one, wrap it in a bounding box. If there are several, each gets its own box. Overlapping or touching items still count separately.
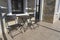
[5,15,18,33]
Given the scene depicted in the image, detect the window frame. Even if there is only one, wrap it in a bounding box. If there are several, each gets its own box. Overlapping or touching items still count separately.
[7,0,28,16]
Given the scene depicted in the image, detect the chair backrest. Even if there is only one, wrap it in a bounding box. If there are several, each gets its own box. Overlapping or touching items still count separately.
[5,15,16,22]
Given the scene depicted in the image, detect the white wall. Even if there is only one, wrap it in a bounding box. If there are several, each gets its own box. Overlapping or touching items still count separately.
[53,0,60,23]
[59,0,60,19]
[40,0,44,21]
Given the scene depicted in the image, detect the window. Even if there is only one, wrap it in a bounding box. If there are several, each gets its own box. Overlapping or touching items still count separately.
[11,0,24,14]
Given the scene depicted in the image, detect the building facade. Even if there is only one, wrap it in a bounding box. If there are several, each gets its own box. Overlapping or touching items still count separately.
[0,0,60,39]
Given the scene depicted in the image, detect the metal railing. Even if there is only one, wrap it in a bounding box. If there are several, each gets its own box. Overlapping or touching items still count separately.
[0,6,7,40]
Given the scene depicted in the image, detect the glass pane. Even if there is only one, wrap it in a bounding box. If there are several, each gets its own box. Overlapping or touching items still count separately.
[27,0,35,12]
[11,0,24,14]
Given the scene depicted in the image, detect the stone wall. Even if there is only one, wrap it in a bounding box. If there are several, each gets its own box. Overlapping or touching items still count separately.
[0,0,7,7]
[43,0,56,23]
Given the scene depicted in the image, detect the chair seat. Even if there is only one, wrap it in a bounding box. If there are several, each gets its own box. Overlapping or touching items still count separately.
[7,24,22,30]
[5,15,16,22]
[8,24,21,27]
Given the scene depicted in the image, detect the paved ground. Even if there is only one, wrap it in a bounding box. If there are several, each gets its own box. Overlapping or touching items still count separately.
[6,22,60,40]
[39,21,60,31]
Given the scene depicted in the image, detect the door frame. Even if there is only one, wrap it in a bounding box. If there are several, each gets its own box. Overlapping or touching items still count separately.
[39,0,44,21]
